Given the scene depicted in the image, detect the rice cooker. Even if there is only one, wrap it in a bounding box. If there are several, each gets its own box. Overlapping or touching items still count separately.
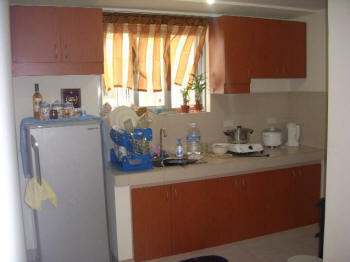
[262,128,282,147]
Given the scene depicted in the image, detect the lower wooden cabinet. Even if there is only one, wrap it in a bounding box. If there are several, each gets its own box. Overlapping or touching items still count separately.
[205,176,234,247]
[172,181,207,254]
[131,185,172,262]
[131,164,321,261]
[294,165,321,226]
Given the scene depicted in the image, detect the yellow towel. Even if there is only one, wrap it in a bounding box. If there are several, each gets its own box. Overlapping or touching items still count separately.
[25,177,58,210]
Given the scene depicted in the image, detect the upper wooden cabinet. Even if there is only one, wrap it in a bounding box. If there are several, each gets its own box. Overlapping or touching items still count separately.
[10,6,103,76]
[209,16,253,94]
[209,16,306,94]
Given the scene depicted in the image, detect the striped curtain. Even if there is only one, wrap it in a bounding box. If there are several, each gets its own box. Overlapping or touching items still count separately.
[103,22,207,97]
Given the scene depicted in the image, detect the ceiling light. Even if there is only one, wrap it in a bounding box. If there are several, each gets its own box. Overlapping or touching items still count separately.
[207,0,215,5]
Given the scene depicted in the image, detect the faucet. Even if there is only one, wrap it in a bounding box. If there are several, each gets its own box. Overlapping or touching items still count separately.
[160,128,167,158]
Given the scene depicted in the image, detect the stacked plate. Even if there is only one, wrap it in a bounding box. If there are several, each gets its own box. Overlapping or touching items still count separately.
[108,106,139,131]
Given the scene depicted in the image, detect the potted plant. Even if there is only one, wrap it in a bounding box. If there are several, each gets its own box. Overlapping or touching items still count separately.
[189,72,206,111]
[180,86,191,113]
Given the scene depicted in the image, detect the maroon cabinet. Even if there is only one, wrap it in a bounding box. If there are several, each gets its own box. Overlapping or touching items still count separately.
[131,185,172,262]
[131,164,321,261]
[11,6,103,76]
[209,16,306,94]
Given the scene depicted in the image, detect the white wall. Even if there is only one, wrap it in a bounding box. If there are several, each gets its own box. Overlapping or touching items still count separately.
[291,10,328,92]
[12,75,101,250]
[250,79,291,93]
[324,1,350,261]
[0,1,27,261]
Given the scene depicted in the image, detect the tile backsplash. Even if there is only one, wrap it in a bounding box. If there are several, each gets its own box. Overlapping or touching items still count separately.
[149,92,327,154]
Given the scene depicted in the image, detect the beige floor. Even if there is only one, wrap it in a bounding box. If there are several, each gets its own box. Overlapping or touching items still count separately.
[147,224,320,262]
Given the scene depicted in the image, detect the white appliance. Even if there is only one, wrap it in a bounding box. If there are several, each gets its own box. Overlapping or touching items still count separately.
[262,128,282,147]
[228,143,264,154]
[25,120,111,262]
[286,123,300,147]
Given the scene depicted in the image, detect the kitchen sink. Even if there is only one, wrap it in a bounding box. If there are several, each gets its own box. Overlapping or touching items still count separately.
[152,157,198,167]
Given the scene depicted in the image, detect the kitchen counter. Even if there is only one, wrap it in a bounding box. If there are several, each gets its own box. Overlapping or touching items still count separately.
[109,145,325,261]
[108,145,325,188]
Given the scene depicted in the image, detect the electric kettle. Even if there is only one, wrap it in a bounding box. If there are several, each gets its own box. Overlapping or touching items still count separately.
[286,123,300,147]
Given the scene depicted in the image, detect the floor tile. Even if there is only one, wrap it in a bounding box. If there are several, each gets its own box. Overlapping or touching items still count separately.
[146,224,319,262]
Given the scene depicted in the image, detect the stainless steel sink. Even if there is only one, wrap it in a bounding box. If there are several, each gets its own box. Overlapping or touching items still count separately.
[152,157,198,167]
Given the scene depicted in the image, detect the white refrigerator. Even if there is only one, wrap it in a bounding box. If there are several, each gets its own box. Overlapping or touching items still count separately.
[25,120,111,262]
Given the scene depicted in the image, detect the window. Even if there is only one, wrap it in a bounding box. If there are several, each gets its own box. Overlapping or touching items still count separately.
[102,15,208,111]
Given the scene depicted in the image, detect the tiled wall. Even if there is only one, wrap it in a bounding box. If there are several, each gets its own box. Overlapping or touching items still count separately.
[288,92,328,149]
[149,92,327,154]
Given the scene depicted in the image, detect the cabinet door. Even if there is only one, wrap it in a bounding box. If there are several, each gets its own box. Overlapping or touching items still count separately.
[224,17,253,93]
[58,7,103,63]
[205,176,234,247]
[11,6,59,63]
[131,185,172,262]
[250,18,280,78]
[209,16,252,94]
[267,168,296,233]
[295,164,321,226]
[280,21,306,78]
[232,175,254,241]
[172,180,207,254]
[244,172,271,238]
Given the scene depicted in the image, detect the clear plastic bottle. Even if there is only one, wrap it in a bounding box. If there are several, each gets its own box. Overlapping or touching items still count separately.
[186,123,201,155]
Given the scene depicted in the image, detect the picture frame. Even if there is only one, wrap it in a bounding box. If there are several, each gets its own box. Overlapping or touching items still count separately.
[61,89,81,108]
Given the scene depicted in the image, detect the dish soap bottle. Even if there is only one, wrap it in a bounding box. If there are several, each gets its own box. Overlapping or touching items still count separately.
[32,83,42,119]
[176,139,184,158]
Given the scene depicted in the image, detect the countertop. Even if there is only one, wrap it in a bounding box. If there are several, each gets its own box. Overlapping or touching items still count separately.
[107,145,325,188]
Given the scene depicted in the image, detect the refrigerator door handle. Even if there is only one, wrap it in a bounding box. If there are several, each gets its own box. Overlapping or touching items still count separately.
[30,135,42,185]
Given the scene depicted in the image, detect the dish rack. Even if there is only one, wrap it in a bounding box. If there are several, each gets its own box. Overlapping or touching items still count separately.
[110,128,153,171]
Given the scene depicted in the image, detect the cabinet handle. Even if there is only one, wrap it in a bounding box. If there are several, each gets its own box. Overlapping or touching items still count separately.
[242,178,246,187]
[292,170,298,184]
[165,189,169,200]
[248,69,251,78]
[64,44,68,60]
[282,64,286,74]
[54,44,58,59]
[174,188,178,200]
[298,169,302,177]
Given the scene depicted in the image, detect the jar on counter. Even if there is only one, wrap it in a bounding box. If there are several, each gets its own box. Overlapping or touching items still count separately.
[39,102,50,120]
[63,102,75,118]
[52,101,63,119]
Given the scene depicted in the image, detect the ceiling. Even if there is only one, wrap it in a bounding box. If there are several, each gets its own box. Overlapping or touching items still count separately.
[9,0,327,19]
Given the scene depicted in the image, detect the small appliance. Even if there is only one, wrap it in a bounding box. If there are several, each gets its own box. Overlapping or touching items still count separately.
[227,143,269,157]
[224,125,253,144]
[262,128,282,147]
[228,143,264,154]
[286,123,300,147]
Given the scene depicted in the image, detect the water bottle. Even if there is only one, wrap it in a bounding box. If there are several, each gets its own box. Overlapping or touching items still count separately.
[186,123,201,155]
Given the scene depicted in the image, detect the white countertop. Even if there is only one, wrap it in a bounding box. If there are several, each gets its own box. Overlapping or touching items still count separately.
[108,145,325,188]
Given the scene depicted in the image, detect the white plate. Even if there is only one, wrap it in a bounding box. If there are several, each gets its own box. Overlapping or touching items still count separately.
[109,106,139,130]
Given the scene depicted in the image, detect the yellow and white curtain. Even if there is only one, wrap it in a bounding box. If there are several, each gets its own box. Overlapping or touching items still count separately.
[103,22,207,97]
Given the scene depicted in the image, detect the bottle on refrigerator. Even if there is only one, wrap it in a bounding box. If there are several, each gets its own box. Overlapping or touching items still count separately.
[186,123,201,155]
[32,83,42,119]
